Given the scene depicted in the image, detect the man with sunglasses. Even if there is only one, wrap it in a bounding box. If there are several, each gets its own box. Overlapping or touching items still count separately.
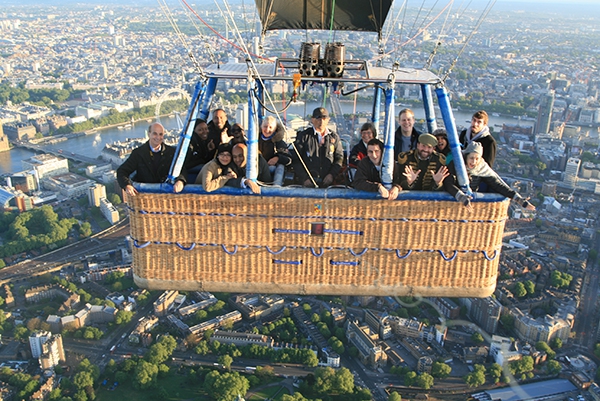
[292,107,344,188]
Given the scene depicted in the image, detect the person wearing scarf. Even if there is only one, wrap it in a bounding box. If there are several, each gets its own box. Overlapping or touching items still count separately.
[444,142,535,211]
[459,110,497,167]
[228,143,272,194]
[259,116,292,186]
[195,143,237,192]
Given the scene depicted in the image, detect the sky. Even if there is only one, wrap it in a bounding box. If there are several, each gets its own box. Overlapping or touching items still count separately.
[3,0,600,18]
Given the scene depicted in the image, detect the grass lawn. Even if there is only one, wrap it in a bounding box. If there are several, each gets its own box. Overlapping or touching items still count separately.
[247,385,288,401]
[95,370,208,401]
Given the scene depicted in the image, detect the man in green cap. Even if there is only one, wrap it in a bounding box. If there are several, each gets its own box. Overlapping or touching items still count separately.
[396,133,448,190]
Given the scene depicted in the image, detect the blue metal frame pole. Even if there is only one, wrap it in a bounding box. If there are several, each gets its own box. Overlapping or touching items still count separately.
[381,84,396,188]
[372,86,382,133]
[168,81,203,183]
[198,77,218,120]
[256,81,264,124]
[421,84,437,134]
[246,81,259,181]
[435,86,470,192]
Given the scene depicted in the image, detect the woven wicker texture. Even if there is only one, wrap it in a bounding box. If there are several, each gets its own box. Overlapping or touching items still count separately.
[128,193,509,297]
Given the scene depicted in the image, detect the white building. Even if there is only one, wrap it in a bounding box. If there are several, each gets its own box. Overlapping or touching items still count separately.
[88,183,106,207]
[22,154,68,180]
[100,197,119,224]
[44,173,95,197]
[29,331,52,358]
[564,157,581,187]
[39,334,65,370]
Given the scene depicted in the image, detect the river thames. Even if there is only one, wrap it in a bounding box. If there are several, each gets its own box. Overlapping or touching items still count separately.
[0,105,534,176]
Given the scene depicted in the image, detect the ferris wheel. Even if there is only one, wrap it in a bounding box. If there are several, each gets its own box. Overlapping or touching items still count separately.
[155,88,191,131]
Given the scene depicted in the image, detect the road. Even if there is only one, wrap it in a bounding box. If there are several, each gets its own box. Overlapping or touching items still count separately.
[573,229,600,351]
[0,218,130,284]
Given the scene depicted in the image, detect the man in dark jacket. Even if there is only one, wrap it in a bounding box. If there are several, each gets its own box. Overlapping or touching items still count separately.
[207,108,232,146]
[292,107,344,188]
[394,108,421,160]
[459,110,497,167]
[397,133,448,191]
[117,122,186,196]
[353,139,401,200]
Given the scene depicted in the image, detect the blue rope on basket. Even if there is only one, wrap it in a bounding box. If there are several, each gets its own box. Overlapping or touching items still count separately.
[438,250,458,261]
[221,245,238,255]
[395,250,412,259]
[349,248,368,257]
[482,250,499,261]
[266,246,287,254]
[176,242,196,251]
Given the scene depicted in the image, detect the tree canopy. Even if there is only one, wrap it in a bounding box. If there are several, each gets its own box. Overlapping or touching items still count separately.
[0,205,77,258]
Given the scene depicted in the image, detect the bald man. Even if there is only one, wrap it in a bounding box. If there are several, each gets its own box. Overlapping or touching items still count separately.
[117,122,186,196]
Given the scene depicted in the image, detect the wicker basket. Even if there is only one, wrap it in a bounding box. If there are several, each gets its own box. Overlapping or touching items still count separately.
[127,192,509,297]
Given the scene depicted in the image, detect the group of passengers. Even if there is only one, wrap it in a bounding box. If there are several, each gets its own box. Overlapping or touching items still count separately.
[116,106,534,210]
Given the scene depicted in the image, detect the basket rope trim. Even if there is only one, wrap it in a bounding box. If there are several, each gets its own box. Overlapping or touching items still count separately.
[131,236,501,261]
[127,205,505,225]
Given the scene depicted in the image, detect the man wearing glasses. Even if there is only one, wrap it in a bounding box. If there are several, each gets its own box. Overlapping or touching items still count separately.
[292,107,344,188]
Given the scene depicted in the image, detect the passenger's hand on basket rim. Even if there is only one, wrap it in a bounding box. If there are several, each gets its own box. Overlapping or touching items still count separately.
[322,174,334,186]
[388,185,400,201]
[244,179,261,194]
[173,180,185,193]
[125,184,138,197]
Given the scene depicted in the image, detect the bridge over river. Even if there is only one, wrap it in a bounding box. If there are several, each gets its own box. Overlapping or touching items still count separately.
[10,140,109,166]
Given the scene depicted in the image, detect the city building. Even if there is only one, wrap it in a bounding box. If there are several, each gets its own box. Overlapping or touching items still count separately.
[2,122,36,140]
[433,298,460,320]
[564,157,581,187]
[39,335,66,370]
[99,197,119,224]
[6,171,38,194]
[43,172,95,197]
[22,154,68,180]
[541,181,557,197]
[154,290,179,317]
[188,311,243,335]
[29,331,52,359]
[88,183,106,207]
[229,294,285,321]
[461,297,503,334]
[0,186,33,212]
[512,308,571,344]
[0,125,8,152]
[178,296,218,318]
[210,331,273,347]
[387,316,423,339]
[536,91,554,135]
[345,319,387,368]
[29,331,66,369]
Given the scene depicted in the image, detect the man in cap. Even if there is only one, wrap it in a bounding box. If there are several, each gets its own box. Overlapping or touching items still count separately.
[117,122,186,197]
[397,133,448,191]
[292,107,344,187]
